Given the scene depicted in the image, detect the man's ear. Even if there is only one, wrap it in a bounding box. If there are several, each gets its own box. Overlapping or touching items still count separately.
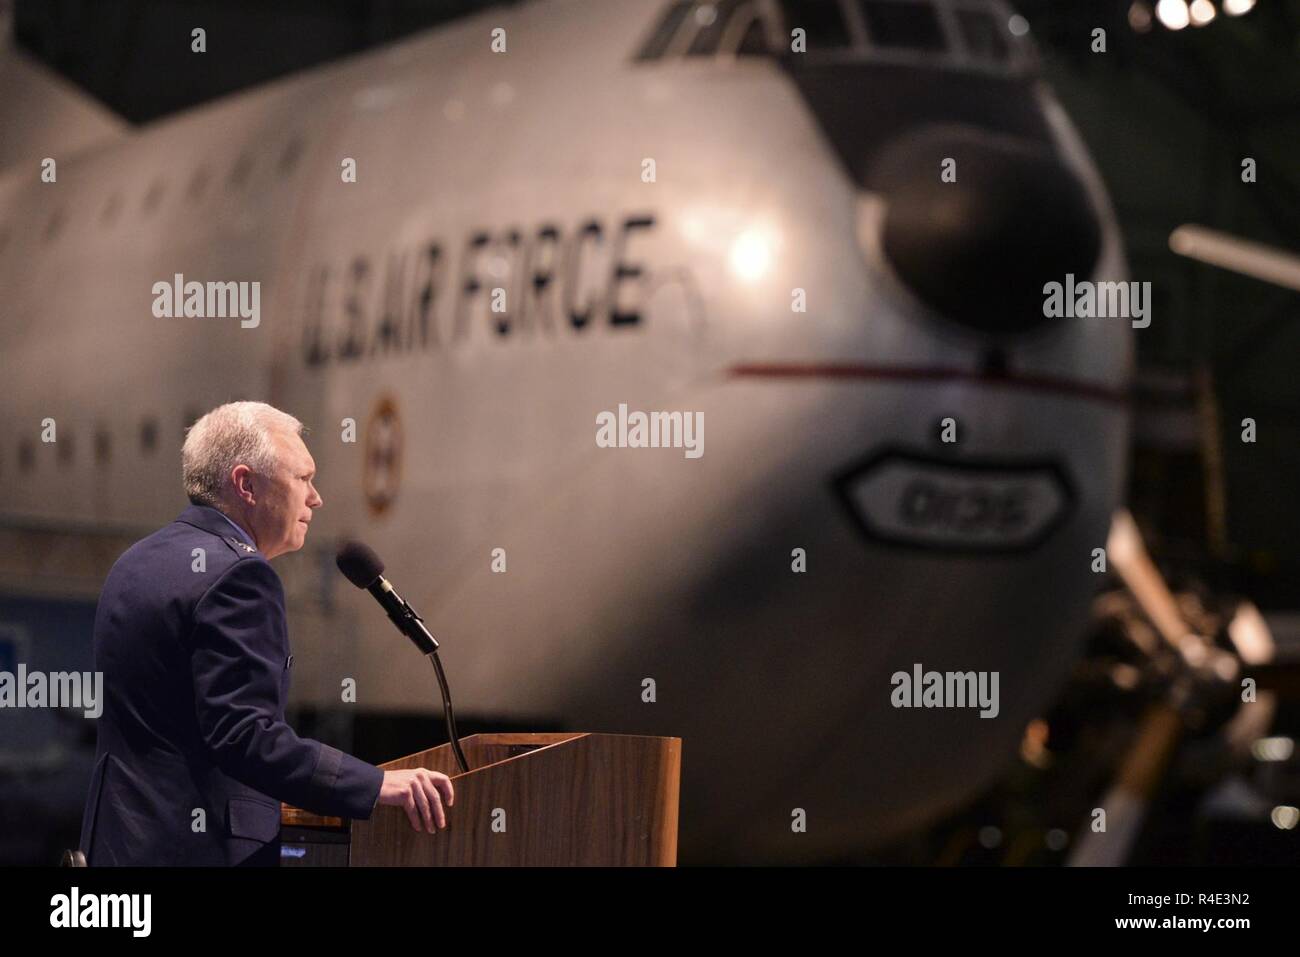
[230,464,256,505]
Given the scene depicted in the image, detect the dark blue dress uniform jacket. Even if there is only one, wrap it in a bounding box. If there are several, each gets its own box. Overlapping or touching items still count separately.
[78,504,384,865]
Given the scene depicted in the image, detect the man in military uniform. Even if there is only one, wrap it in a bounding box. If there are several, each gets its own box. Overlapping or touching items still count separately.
[79,401,452,865]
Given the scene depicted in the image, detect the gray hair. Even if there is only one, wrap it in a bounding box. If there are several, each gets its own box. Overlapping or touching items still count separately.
[182,401,304,507]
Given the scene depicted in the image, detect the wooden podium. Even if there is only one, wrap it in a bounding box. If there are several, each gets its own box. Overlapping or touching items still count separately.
[282,732,680,866]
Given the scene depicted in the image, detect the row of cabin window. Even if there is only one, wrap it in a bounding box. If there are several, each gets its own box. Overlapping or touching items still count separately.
[0,136,303,250]
[5,411,210,473]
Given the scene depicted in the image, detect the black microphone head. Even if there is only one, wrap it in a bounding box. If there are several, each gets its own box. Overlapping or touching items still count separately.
[336,541,385,589]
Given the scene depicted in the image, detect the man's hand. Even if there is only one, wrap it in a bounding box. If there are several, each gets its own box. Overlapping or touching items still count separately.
[378,768,455,833]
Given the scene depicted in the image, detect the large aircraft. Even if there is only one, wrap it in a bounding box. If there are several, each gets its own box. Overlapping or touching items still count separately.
[0,0,1135,862]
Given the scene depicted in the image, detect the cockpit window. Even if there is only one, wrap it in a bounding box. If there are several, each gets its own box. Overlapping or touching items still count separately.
[778,0,854,52]
[733,14,771,55]
[633,0,1031,72]
[686,1,746,55]
[636,0,694,60]
[858,1,945,52]
[714,1,772,56]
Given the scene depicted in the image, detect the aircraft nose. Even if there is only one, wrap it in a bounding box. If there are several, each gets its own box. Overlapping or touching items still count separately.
[872,125,1102,335]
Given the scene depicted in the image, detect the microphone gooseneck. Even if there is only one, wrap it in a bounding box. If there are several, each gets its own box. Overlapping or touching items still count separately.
[336,540,469,773]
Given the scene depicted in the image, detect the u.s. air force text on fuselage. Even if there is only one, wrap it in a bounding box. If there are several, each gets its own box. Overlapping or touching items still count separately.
[299,213,657,366]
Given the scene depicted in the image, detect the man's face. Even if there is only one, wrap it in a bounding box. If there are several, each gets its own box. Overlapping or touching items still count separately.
[247,430,322,559]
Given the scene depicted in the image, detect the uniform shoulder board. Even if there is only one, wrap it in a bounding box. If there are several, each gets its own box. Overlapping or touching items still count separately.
[223,536,257,554]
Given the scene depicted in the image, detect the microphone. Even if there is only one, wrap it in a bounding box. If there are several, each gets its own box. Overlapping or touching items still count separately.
[336,541,438,655]
[336,540,469,773]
